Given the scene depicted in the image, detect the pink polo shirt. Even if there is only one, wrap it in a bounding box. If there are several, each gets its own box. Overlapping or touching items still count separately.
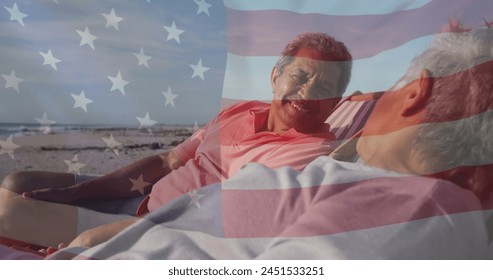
[142,101,337,213]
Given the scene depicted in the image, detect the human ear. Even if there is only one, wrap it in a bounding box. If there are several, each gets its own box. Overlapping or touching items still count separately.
[401,69,434,116]
[270,67,279,94]
[417,69,433,98]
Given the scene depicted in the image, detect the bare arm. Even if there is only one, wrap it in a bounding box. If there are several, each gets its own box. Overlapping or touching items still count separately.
[67,217,140,248]
[24,150,185,204]
[76,150,184,198]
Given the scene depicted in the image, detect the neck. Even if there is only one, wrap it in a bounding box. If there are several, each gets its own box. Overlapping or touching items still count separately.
[266,112,290,134]
[356,125,428,175]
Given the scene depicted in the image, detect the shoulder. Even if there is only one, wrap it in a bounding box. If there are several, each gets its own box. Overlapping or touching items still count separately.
[425,178,483,212]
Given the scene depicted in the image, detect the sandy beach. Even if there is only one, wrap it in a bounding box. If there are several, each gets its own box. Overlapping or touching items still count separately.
[0,126,195,180]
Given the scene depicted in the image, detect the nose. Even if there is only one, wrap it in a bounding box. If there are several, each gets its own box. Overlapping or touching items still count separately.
[298,82,318,100]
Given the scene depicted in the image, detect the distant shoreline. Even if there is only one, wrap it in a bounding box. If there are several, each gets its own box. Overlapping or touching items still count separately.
[0,123,200,138]
[0,126,195,179]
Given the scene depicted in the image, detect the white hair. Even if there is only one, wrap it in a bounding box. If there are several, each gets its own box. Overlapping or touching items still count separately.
[408,26,493,202]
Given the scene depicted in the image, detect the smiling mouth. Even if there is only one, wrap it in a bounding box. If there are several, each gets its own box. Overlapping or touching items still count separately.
[289,101,310,113]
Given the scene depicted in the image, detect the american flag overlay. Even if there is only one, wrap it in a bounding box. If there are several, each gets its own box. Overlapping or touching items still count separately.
[1,0,490,174]
[2,0,491,128]
[0,0,492,260]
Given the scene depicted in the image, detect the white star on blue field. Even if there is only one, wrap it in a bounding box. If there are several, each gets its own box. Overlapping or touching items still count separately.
[0,0,225,127]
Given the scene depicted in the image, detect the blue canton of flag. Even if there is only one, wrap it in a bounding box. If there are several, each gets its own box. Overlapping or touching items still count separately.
[1,0,227,127]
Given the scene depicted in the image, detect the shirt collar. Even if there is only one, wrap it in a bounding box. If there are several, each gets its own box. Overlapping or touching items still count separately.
[249,107,333,138]
[249,106,270,133]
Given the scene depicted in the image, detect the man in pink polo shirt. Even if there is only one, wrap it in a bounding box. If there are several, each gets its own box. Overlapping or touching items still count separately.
[0,32,352,249]
[143,99,339,213]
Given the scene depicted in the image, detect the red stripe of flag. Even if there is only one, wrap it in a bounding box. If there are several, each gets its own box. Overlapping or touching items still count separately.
[221,175,482,238]
[226,0,493,59]
[364,60,493,134]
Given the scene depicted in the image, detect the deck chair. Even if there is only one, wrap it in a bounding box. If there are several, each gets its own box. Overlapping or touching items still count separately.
[327,91,383,141]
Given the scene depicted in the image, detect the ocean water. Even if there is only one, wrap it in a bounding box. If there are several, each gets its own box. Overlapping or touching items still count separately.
[0,123,125,138]
[0,123,196,138]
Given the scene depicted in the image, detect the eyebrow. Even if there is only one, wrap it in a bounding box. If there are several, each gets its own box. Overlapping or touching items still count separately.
[291,67,335,90]
[291,69,307,75]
